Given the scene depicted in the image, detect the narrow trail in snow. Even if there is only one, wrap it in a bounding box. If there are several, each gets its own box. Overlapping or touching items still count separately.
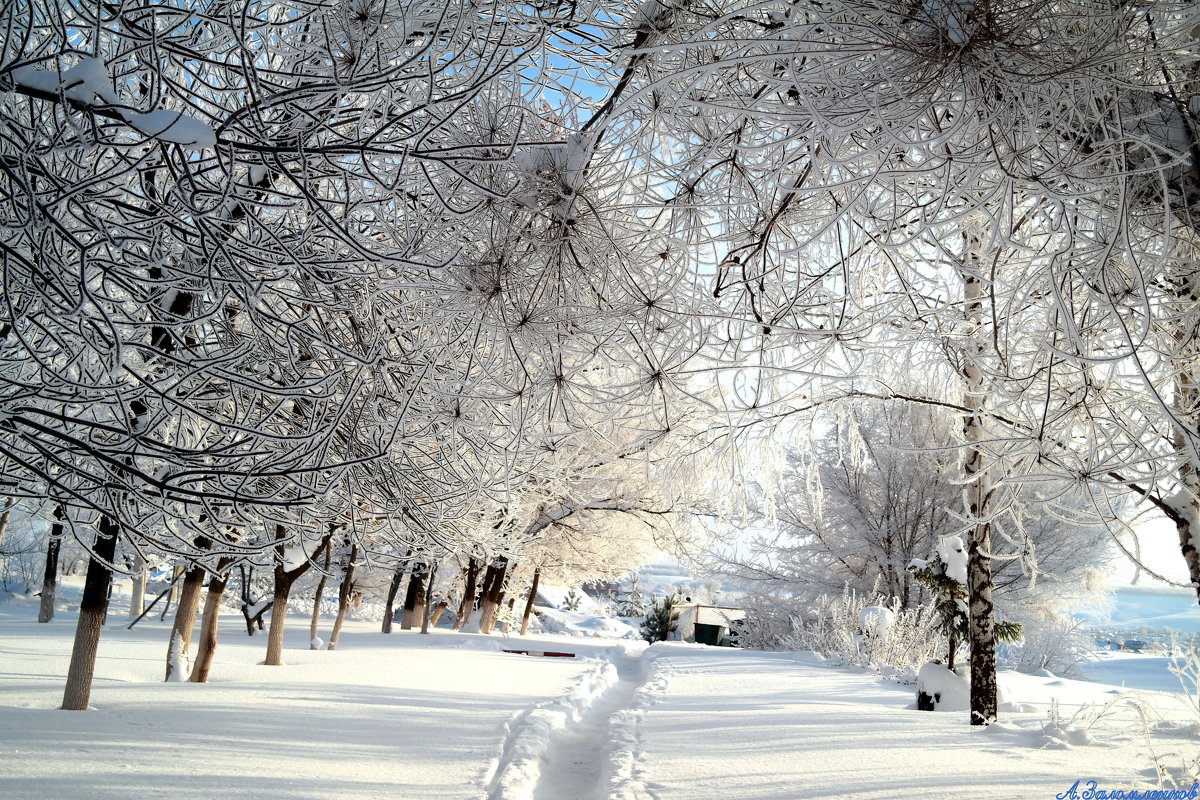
[530,650,647,800]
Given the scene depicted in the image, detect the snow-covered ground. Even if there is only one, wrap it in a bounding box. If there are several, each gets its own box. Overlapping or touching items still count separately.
[2,583,1198,800]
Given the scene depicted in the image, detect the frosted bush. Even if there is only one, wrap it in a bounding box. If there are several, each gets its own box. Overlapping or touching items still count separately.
[733,585,943,682]
[998,607,1095,677]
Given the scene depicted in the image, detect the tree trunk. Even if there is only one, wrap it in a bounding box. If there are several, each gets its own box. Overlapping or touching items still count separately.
[265,564,294,667]
[502,597,515,633]
[0,497,14,549]
[382,567,403,634]
[264,530,330,666]
[401,562,426,630]
[478,558,509,635]
[61,516,119,710]
[961,243,998,726]
[430,600,449,627]
[161,564,184,621]
[328,544,357,651]
[129,557,147,618]
[420,562,439,635]
[190,570,229,683]
[165,566,205,681]
[37,507,64,624]
[453,557,480,631]
[520,568,541,636]
[309,543,332,648]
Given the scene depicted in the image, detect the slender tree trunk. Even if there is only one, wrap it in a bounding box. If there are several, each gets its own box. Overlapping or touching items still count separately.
[165,566,205,681]
[190,570,229,683]
[309,543,332,648]
[0,497,14,550]
[161,564,183,621]
[382,567,404,634]
[478,558,509,635]
[430,600,448,627]
[960,243,998,726]
[520,568,541,636]
[401,562,426,630]
[420,562,439,635]
[328,544,357,651]
[61,516,120,710]
[453,558,480,631]
[129,556,147,618]
[38,507,64,624]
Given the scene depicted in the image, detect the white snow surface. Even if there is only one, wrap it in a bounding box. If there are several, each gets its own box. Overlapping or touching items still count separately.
[2,585,1197,800]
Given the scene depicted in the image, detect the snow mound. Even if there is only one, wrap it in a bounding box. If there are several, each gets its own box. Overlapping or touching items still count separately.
[535,608,639,640]
[917,662,970,711]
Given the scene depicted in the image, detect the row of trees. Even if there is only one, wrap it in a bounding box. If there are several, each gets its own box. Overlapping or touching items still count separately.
[2,0,1198,724]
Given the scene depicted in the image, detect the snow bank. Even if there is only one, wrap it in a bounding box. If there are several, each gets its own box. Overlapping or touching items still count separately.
[917,662,970,711]
[535,607,640,639]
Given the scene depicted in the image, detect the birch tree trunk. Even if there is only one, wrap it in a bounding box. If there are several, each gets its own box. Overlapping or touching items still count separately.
[61,516,120,710]
[0,497,14,550]
[1169,259,1200,603]
[129,557,147,618]
[960,235,998,726]
[190,570,229,683]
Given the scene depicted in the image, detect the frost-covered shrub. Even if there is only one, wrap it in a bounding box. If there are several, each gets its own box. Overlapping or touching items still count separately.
[998,606,1094,677]
[733,585,944,681]
[1168,643,1200,784]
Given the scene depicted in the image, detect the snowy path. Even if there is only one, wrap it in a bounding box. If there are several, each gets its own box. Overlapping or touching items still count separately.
[531,651,645,800]
[486,646,653,800]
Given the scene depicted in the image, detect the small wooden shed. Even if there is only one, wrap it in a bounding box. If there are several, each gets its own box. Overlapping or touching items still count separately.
[672,604,745,646]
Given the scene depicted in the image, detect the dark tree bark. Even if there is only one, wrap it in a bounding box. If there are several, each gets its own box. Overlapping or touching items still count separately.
[478,558,509,635]
[190,567,230,683]
[61,516,119,710]
[328,544,357,651]
[453,557,481,631]
[519,568,541,636]
[420,562,439,635]
[37,506,64,624]
[429,600,449,628]
[401,562,426,630]
[309,543,332,648]
[383,567,404,634]
[165,565,205,680]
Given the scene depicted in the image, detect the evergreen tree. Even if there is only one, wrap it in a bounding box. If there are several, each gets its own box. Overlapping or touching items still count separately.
[640,595,679,643]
